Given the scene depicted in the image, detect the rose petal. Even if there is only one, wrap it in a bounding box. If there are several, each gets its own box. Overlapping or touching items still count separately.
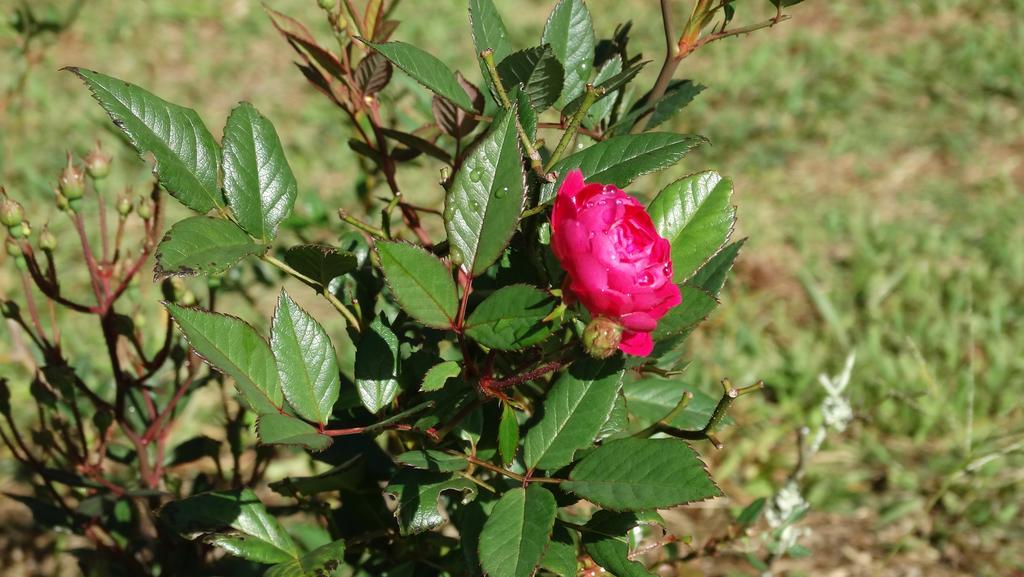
[619,331,654,357]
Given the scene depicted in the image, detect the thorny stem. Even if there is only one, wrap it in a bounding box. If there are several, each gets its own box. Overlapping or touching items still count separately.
[543,84,603,172]
[261,253,361,332]
[480,49,554,182]
[634,5,791,132]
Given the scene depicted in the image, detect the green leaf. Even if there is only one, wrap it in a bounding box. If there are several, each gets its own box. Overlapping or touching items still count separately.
[541,524,579,577]
[523,357,625,471]
[421,360,461,392]
[470,0,513,84]
[160,488,299,564]
[283,244,358,288]
[256,413,332,452]
[354,317,399,414]
[166,303,282,414]
[265,539,346,577]
[566,57,646,118]
[539,133,706,203]
[396,450,468,472]
[647,80,705,130]
[737,497,766,529]
[366,41,475,112]
[478,485,557,577]
[647,171,735,283]
[563,438,721,509]
[623,378,726,431]
[270,291,341,425]
[221,102,298,242]
[444,106,526,276]
[465,285,557,350]
[498,403,520,466]
[542,0,595,108]
[496,45,565,112]
[653,240,743,341]
[68,68,222,213]
[385,470,476,535]
[155,216,266,278]
[584,55,622,129]
[376,241,458,329]
[581,511,654,577]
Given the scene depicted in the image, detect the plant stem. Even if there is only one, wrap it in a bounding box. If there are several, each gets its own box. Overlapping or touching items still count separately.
[338,209,386,239]
[480,49,552,182]
[262,253,361,332]
[543,84,602,172]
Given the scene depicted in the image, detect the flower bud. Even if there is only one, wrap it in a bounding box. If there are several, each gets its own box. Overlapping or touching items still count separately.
[84,142,112,180]
[318,0,336,10]
[116,192,133,217]
[582,316,623,359]
[38,225,57,252]
[59,153,86,200]
[17,221,31,239]
[5,237,22,257]
[0,198,24,229]
[54,189,71,212]
[137,196,153,220]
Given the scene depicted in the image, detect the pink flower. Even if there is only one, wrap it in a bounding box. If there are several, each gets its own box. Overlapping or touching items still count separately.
[551,170,681,357]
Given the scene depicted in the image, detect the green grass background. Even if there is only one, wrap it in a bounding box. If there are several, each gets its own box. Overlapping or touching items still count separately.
[1,0,1022,575]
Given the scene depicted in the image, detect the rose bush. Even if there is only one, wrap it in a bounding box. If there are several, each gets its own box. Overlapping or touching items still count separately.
[0,0,804,575]
[552,169,681,357]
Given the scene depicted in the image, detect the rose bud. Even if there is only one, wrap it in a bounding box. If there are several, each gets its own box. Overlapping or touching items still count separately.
[551,169,681,357]
[39,225,58,252]
[84,141,112,180]
[0,197,25,229]
[116,192,133,217]
[59,153,86,200]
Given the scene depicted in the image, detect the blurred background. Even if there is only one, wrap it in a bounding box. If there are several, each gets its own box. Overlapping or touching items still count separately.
[1,0,1022,575]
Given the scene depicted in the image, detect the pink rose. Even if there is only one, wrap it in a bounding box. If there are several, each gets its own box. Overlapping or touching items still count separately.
[551,170,681,357]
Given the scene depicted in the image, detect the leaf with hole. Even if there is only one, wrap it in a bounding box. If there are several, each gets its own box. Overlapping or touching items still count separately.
[165,303,282,414]
[155,217,266,279]
[221,102,298,242]
[523,357,625,471]
[264,538,346,577]
[478,485,557,577]
[270,291,340,425]
[68,68,222,213]
[444,107,525,276]
[385,470,476,535]
[563,437,721,510]
[376,241,458,328]
[539,133,706,203]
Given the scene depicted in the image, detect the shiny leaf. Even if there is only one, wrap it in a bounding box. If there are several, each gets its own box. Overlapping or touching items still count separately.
[155,216,266,278]
[270,291,340,425]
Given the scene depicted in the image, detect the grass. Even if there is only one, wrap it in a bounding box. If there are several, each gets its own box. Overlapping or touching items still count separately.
[2,0,1022,575]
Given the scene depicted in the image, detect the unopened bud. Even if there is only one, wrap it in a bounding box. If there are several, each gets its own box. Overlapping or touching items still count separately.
[318,0,336,10]
[59,153,85,200]
[582,316,623,359]
[39,225,57,252]
[54,189,71,212]
[0,198,24,228]
[84,141,112,180]
[137,196,153,220]
[17,221,31,239]
[116,193,133,217]
[5,237,21,257]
